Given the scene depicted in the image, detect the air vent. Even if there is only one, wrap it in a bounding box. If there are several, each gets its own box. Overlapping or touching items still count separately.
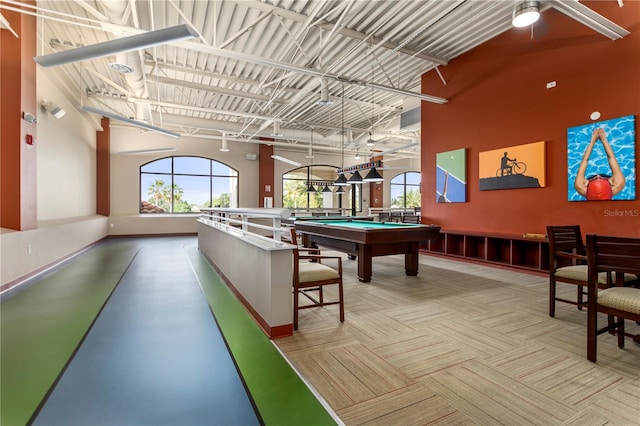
[400,106,420,131]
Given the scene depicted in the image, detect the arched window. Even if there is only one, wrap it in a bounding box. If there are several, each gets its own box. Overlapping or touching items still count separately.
[390,172,421,208]
[282,165,361,212]
[140,156,238,213]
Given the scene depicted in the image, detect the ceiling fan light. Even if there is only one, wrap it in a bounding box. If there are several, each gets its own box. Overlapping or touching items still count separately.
[512,1,540,27]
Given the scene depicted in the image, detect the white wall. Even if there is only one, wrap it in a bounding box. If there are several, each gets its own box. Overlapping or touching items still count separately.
[1,71,108,289]
[37,73,97,220]
[108,128,261,235]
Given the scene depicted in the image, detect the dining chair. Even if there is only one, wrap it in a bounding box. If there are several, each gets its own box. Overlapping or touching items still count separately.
[545,225,637,317]
[290,229,344,330]
[546,225,590,317]
[586,234,640,362]
[378,212,391,222]
[401,215,420,224]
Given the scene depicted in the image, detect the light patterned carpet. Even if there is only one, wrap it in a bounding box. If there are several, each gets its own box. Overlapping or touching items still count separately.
[276,253,640,425]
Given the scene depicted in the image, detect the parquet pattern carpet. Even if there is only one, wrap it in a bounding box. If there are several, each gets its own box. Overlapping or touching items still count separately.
[276,254,640,426]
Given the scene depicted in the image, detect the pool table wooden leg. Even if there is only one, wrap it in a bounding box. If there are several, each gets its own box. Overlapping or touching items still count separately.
[357,246,373,283]
[405,243,419,276]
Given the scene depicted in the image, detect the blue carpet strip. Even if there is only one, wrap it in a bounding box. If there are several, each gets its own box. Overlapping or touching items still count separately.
[32,238,261,426]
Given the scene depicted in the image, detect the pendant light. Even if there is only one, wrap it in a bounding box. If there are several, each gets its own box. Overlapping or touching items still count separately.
[334,84,348,189]
[363,167,384,182]
[512,1,540,27]
[361,60,383,183]
[307,127,316,192]
[348,169,364,183]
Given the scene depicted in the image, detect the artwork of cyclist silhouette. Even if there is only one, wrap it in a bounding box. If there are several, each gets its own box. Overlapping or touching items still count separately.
[497,152,527,177]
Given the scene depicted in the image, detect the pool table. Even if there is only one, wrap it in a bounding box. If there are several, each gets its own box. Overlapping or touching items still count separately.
[294,219,441,283]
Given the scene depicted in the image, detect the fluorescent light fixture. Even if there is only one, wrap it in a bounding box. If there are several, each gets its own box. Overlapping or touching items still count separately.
[512,1,540,27]
[117,147,177,155]
[76,104,181,138]
[271,155,301,167]
[34,24,198,68]
[41,100,66,119]
[549,0,630,40]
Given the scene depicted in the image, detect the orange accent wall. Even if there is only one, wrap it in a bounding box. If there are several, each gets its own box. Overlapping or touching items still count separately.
[421,2,640,237]
[96,117,110,216]
[1,3,37,231]
[259,143,274,207]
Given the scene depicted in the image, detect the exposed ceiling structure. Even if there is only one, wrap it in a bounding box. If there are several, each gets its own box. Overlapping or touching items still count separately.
[1,0,629,159]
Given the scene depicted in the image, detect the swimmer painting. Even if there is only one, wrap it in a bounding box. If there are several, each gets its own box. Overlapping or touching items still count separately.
[567,115,636,201]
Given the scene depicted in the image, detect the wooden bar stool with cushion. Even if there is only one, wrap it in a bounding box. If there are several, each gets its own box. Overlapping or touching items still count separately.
[290,229,344,330]
[586,234,640,362]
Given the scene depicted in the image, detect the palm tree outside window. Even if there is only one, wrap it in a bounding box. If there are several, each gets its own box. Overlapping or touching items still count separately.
[390,172,421,209]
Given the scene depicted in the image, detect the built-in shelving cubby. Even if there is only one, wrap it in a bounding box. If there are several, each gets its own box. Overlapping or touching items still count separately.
[421,230,549,273]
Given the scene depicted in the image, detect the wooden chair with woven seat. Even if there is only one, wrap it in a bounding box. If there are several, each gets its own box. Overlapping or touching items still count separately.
[290,228,344,330]
[586,234,640,362]
[547,225,638,317]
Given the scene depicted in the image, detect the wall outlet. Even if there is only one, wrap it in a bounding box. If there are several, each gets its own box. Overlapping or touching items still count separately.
[27,244,32,254]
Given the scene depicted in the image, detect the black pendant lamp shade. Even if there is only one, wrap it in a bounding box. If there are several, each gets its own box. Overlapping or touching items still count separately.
[334,173,349,186]
[348,170,363,184]
[363,167,384,182]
